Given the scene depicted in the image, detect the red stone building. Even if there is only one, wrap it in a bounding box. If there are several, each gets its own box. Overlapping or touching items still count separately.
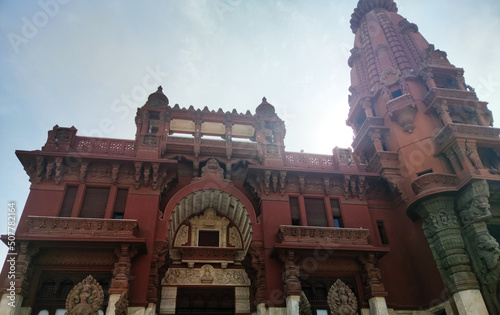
[2,0,500,314]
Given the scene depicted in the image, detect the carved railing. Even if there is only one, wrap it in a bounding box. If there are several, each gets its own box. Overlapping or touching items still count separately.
[411,173,458,195]
[434,123,500,146]
[366,151,399,173]
[75,137,136,156]
[352,117,386,150]
[26,216,138,238]
[278,225,369,245]
[423,88,479,107]
[284,153,334,169]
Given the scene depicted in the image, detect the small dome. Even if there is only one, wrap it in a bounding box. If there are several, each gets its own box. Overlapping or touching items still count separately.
[143,86,169,109]
[255,97,275,116]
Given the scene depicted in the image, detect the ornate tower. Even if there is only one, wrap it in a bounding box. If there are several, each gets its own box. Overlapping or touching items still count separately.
[347,1,500,314]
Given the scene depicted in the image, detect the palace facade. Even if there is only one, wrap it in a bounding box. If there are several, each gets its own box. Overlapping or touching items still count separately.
[2,1,500,314]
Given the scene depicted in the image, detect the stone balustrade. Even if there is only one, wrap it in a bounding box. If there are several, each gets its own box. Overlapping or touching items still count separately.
[284,152,334,169]
[75,137,137,156]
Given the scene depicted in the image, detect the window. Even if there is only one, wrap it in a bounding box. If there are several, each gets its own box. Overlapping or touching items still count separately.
[59,186,78,217]
[377,221,389,245]
[79,187,110,218]
[112,189,128,219]
[289,197,301,226]
[198,230,219,247]
[148,111,160,134]
[417,169,433,177]
[330,199,344,228]
[391,89,403,99]
[304,198,328,227]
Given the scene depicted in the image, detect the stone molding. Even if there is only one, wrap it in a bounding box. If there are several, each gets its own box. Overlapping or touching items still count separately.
[278,225,369,245]
[387,94,418,133]
[411,173,458,195]
[26,216,138,238]
[161,265,250,286]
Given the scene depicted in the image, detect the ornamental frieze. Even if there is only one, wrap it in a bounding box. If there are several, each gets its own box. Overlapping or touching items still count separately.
[278,225,369,245]
[161,265,250,286]
[26,216,138,238]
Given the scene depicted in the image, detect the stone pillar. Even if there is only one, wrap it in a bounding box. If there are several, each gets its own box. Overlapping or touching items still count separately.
[105,294,121,315]
[109,244,137,294]
[416,195,487,314]
[256,303,267,315]
[434,101,453,125]
[285,295,299,315]
[0,293,23,315]
[456,180,500,314]
[159,287,177,315]
[368,297,389,315]
[359,253,389,315]
[453,289,488,315]
[280,250,300,315]
[235,287,251,314]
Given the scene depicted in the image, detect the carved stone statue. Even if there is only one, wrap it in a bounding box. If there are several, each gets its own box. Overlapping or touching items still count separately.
[299,291,312,315]
[65,275,104,315]
[327,279,358,315]
[460,195,492,226]
[466,141,484,170]
[115,291,129,315]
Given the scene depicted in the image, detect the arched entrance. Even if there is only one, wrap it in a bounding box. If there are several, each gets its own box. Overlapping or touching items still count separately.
[160,184,255,315]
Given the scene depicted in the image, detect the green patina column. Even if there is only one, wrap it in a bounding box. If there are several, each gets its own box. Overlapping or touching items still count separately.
[416,195,488,315]
[456,180,500,314]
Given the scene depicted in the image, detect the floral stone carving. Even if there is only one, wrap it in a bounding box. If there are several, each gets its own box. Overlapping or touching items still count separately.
[299,291,312,315]
[162,264,250,286]
[66,275,104,315]
[327,279,358,315]
[115,291,129,315]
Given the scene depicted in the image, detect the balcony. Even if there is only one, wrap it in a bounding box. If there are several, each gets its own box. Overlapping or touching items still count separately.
[366,151,399,173]
[74,137,137,156]
[423,88,480,108]
[387,94,417,133]
[352,117,388,152]
[434,123,500,151]
[278,225,369,245]
[284,152,334,169]
[25,216,139,238]
[411,173,458,195]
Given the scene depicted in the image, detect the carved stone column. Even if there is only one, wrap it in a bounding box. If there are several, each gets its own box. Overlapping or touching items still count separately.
[251,244,267,307]
[359,253,389,315]
[280,250,301,315]
[416,195,488,315]
[0,241,37,315]
[107,244,137,315]
[456,180,500,314]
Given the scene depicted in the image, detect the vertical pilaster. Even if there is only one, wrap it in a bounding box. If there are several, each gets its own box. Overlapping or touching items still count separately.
[280,250,300,315]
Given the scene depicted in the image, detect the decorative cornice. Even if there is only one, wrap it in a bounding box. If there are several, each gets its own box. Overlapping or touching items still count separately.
[350,0,398,33]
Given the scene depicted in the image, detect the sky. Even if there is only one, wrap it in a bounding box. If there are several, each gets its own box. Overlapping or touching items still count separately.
[1,0,500,263]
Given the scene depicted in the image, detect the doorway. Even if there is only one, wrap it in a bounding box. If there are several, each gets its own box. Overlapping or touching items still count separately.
[175,287,234,315]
